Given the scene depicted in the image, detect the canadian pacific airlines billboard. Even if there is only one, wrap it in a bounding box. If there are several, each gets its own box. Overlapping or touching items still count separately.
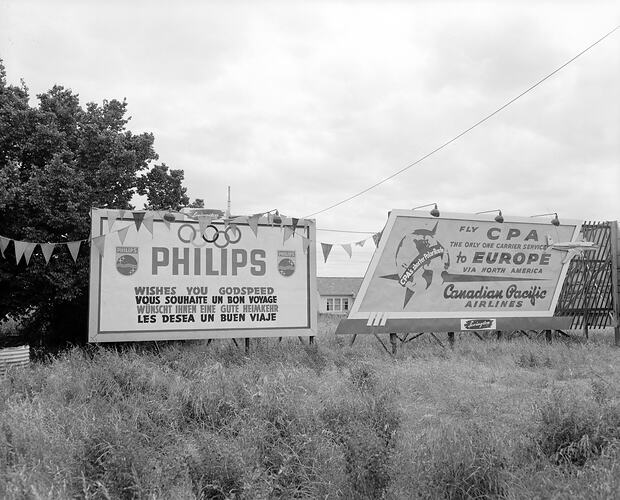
[338,210,582,333]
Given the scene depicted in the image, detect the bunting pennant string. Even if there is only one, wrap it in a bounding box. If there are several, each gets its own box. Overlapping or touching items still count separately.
[341,243,352,258]
[40,243,55,264]
[118,226,130,244]
[372,231,382,247]
[107,210,119,231]
[301,235,311,254]
[0,208,361,267]
[0,236,9,258]
[67,241,82,262]
[132,211,146,231]
[248,214,261,237]
[13,240,27,265]
[198,215,212,236]
[283,226,294,243]
[23,242,37,265]
[321,243,333,263]
[92,235,106,257]
[142,216,154,236]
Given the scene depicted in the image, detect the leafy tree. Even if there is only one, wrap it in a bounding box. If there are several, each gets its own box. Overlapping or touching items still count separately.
[0,60,196,350]
[137,163,189,210]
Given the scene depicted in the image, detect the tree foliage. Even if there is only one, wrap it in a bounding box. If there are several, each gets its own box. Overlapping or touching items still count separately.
[0,60,195,349]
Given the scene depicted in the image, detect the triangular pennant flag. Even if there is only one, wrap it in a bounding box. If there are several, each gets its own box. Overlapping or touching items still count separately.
[118,209,127,221]
[0,236,10,258]
[198,215,212,236]
[355,239,366,247]
[283,226,294,243]
[248,214,260,237]
[107,211,119,231]
[132,211,145,231]
[304,237,312,254]
[67,241,82,262]
[341,243,352,258]
[373,231,382,247]
[321,242,333,263]
[40,243,55,264]
[142,215,154,236]
[23,242,37,265]
[118,226,130,244]
[162,210,176,229]
[291,218,299,233]
[92,234,106,257]
[13,240,27,264]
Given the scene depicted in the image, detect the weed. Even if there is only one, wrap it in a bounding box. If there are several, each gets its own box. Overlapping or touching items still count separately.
[537,388,620,466]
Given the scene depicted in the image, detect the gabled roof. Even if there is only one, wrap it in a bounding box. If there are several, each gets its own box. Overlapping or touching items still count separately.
[317,277,363,297]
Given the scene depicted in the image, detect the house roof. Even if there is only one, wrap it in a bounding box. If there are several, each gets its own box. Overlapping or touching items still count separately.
[317,277,363,297]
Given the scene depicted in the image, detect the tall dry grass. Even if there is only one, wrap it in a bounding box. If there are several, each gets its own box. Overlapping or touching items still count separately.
[1,321,619,499]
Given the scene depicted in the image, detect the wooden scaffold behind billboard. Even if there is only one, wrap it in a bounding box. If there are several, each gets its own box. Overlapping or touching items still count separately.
[555,220,620,344]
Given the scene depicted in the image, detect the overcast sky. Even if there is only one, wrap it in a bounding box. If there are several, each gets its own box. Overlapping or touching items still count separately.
[1,1,619,276]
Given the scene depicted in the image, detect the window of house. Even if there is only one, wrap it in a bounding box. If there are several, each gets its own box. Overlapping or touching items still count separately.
[326,297,349,312]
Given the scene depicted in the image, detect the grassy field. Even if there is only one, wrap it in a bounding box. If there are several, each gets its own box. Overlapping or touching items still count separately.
[1,316,619,499]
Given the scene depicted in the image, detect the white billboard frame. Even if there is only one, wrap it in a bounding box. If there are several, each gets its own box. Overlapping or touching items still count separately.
[336,210,582,335]
[88,209,317,342]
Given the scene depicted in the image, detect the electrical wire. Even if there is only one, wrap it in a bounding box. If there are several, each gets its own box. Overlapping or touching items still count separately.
[303,25,620,219]
[316,228,376,234]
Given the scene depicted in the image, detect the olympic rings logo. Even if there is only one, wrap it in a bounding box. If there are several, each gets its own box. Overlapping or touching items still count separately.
[177,223,242,248]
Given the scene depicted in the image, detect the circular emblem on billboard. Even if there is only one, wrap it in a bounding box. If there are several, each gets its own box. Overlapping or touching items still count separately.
[116,255,137,275]
[278,257,295,277]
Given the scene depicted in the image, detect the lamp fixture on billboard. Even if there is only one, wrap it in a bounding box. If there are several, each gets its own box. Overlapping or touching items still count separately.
[476,209,504,224]
[531,212,561,226]
[412,203,440,217]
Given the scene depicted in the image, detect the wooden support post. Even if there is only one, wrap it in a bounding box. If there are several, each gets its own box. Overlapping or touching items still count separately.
[447,331,455,348]
[298,336,306,345]
[350,334,357,346]
[582,256,589,340]
[244,338,250,354]
[496,330,502,340]
[610,220,619,347]
[389,333,398,356]
[404,332,426,343]
[309,336,315,345]
[373,333,391,355]
[545,330,552,344]
[430,332,445,348]
[232,338,239,348]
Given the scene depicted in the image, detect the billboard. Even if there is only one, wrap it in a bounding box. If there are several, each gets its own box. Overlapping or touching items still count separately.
[337,210,583,334]
[88,210,317,342]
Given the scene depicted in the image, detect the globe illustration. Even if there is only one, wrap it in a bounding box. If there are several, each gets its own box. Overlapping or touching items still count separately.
[394,232,450,293]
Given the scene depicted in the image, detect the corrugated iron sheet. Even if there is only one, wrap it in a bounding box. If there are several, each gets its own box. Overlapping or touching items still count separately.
[0,345,30,376]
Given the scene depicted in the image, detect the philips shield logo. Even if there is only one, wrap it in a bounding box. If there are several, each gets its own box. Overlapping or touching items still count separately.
[461,319,496,331]
[116,247,138,275]
[278,250,296,277]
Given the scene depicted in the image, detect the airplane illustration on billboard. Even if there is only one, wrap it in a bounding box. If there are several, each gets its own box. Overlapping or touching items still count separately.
[546,235,598,264]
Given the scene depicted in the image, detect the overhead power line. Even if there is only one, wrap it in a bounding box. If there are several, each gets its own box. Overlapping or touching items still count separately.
[303,24,620,219]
